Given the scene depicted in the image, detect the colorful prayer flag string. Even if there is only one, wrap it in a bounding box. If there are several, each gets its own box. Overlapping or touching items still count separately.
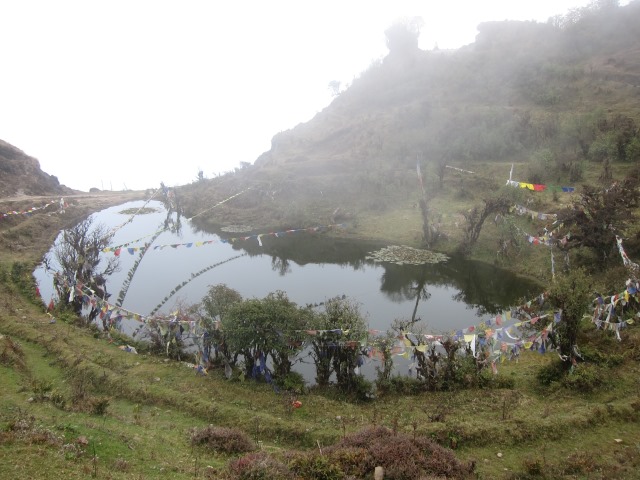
[1,201,57,220]
[506,164,574,192]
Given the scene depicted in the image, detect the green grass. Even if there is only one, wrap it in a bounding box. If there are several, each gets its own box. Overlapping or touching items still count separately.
[3,298,640,479]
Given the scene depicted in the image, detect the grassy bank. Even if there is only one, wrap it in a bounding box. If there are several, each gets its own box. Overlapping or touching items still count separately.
[2,172,640,478]
[2,282,640,478]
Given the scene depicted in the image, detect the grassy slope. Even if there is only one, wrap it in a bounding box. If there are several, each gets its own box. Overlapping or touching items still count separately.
[2,278,640,479]
[1,185,640,479]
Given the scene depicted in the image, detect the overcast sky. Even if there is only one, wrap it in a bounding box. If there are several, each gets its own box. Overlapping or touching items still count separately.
[0,0,615,192]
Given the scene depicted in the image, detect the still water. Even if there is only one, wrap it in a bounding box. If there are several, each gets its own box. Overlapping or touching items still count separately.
[34,200,542,336]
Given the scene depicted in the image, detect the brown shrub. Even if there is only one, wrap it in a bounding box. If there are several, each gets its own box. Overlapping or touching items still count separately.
[190,425,255,454]
[227,451,293,479]
[322,426,475,479]
[224,426,474,480]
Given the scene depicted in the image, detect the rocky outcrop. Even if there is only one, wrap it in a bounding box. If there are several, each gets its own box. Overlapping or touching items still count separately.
[0,139,74,197]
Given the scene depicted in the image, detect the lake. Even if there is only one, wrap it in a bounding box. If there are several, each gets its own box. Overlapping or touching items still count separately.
[33,200,542,379]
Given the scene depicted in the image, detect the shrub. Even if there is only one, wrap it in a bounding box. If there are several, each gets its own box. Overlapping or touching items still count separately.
[287,453,344,480]
[226,451,293,480]
[325,447,373,478]
[30,379,53,402]
[579,345,624,367]
[349,375,375,402]
[536,359,566,386]
[190,425,255,454]
[560,364,606,393]
[324,426,474,479]
[522,456,544,476]
[275,371,306,394]
[377,375,425,395]
[562,451,599,475]
[87,396,110,416]
[222,427,474,480]
[472,370,516,390]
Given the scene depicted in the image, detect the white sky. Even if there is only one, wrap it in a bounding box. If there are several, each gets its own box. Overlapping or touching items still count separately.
[0,0,611,192]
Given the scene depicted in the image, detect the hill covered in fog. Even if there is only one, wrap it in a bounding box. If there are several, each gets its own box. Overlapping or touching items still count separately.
[178,2,640,246]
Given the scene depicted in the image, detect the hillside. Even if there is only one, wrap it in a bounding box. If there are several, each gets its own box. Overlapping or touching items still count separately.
[0,139,75,198]
[177,1,640,273]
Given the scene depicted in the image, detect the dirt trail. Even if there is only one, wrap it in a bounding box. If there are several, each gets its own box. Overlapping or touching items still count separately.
[0,190,145,204]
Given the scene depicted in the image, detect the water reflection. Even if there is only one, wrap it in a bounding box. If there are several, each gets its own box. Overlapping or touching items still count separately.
[34,200,542,336]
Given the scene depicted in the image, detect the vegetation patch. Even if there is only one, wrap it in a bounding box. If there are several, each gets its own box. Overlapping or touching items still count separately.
[366,245,449,265]
[220,224,253,233]
[190,425,256,454]
[118,207,157,215]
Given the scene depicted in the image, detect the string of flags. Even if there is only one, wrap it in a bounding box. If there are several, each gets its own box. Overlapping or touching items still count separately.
[506,217,568,247]
[590,238,640,340]
[102,188,252,254]
[506,164,575,192]
[148,253,247,316]
[186,187,252,221]
[1,201,57,220]
[511,204,558,221]
[226,223,346,247]
[592,278,639,341]
[616,236,639,272]
[108,188,162,235]
[446,165,475,174]
[102,223,347,254]
[506,181,575,193]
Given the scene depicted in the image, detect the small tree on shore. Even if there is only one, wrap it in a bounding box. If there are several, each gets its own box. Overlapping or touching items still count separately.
[547,268,592,368]
[49,217,119,316]
[198,283,243,366]
[557,174,639,266]
[310,297,369,394]
[458,194,511,256]
[223,291,308,382]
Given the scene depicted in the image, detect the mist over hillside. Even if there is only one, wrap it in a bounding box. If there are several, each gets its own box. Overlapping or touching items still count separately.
[3,2,639,211]
[179,1,640,235]
[255,1,640,174]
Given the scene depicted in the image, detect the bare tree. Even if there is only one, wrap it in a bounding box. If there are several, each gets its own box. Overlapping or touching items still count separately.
[458,195,511,256]
[328,80,341,97]
[50,217,119,315]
